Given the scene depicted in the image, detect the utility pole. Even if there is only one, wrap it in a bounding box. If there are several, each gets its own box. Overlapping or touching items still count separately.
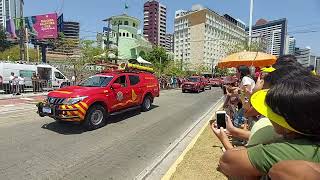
[106,18,111,50]
[25,28,29,62]
[159,56,162,77]
[115,23,120,64]
[37,45,40,63]
[248,0,254,50]
[180,53,183,70]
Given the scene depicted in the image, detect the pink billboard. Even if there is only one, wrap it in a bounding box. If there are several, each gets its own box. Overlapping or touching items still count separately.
[25,13,58,39]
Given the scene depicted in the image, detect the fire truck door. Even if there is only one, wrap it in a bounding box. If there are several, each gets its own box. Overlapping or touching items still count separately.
[128,74,143,106]
[110,75,132,111]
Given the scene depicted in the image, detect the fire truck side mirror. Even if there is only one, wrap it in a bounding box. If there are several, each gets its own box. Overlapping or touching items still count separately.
[111,83,122,90]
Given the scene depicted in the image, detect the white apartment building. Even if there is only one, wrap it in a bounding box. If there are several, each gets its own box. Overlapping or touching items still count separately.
[174,5,246,70]
[285,36,296,55]
[295,47,312,67]
[165,33,174,52]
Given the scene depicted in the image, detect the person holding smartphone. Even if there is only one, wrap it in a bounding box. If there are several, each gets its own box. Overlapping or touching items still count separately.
[212,74,320,179]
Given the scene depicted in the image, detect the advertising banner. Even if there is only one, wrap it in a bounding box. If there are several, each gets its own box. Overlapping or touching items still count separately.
[25,13,58,39]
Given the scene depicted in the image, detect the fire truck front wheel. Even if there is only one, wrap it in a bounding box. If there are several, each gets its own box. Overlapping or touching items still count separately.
[83,104,107,130]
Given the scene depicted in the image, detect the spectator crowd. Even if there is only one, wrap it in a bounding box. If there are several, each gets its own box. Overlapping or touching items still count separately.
[6,72,44,95]
[211,55,320,180]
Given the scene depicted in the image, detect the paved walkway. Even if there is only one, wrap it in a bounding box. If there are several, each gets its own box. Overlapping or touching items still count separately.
[0,92,48,100]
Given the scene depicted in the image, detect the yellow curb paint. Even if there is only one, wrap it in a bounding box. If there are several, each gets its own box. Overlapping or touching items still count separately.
[161,102,224,180]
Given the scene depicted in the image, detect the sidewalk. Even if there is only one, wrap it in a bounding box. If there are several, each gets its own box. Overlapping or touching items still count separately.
[163,107,226,180]
[0,92,48,100]
[168,125,226,180]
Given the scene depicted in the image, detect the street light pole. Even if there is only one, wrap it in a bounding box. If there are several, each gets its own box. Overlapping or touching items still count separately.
[248,0,254,50]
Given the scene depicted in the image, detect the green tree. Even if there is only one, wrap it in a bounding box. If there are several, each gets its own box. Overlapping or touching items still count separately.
[143,46,169,74]
[0,45,39,61]
[227,39,266,55]
[162,61,187,77]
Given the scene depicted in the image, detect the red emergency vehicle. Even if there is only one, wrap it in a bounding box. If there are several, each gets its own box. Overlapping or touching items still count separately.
[181,76,206,93]
[37,63,160,130]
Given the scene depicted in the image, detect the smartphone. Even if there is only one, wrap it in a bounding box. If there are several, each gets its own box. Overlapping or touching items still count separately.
[216,111,226,129]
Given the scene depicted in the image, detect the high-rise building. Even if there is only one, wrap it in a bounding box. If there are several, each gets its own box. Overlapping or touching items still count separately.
[47,15,80,58]
[285,36,296,55]
[247,18,287,56]
[0,0,24,29]
[174,5,246,70]
[143,0,167,47]
[295,47,312,67]
[165,33,174,52]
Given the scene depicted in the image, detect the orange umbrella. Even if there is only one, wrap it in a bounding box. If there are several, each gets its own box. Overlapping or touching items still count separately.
[217,51,277,68]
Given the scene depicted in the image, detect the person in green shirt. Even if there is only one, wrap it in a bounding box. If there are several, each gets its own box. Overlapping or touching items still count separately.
[212,75,320,179]
[214,64,311,148]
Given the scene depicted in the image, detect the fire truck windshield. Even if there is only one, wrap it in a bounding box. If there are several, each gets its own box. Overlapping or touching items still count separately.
[187,77,200,82]
[79,75,113,87]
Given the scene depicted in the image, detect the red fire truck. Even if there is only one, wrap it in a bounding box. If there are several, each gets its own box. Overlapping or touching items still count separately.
[37,63,160,130]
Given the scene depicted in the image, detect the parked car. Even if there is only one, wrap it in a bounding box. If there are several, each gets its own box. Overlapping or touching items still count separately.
[182,76,205,93]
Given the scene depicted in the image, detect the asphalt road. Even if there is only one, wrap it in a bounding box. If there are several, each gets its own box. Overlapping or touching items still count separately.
[0,88,222,180]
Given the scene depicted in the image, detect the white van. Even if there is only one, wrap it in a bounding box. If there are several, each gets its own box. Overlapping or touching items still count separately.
[0,62,69,93]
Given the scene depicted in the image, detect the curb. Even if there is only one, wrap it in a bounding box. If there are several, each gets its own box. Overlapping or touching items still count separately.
[161,101,224,180]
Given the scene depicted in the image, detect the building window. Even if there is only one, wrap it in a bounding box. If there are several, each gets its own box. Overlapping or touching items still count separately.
[124,21,129,25]
[118,21,123,25]
[132,34,134,38]
[123,32,126,36]
[133,22,136,27]
[119,33,121,37]
[126,33,129,37]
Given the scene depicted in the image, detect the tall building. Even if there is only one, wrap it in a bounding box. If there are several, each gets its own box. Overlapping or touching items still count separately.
[295,47,312,67]
[143,0,167,47]
[247,18,287,56]
[285,36,296,55]
[174,5,246,70]
[0,0,23,29]
[165,33,174,52]
[47,15,80,58]
[98,14,152,60]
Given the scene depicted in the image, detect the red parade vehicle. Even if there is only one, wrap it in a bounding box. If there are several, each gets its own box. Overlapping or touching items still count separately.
[182,76,206,93]
[208,77,222,87]
[37,63,160,130]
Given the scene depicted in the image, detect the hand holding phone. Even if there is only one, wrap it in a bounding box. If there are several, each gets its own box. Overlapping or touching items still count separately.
[216,111,226,129]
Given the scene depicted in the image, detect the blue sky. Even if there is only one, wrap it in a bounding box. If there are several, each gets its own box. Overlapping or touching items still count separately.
[25,0,320,54]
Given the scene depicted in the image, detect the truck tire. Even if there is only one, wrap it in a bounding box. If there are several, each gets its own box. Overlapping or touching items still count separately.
[83,104,107,130]
[141,95,153,112]
[182,89,186,93]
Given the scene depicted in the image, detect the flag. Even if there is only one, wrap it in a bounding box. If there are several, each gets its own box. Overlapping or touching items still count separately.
[125,2,129,9]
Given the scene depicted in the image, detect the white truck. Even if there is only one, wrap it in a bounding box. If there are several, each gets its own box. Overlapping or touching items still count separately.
[0,62,69,93]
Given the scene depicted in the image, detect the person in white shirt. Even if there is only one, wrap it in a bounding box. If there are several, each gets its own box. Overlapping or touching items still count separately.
[238,66,256,95]
[18,75,25,93]
[9,72,16,94]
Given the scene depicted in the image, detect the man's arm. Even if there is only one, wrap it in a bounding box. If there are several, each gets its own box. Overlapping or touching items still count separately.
[218,147,263,177]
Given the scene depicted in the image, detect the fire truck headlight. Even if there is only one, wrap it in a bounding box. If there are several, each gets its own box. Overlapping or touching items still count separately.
[63,96,88,105]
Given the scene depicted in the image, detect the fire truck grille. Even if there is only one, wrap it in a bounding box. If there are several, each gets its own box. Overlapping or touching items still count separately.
[48,97,66,105]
